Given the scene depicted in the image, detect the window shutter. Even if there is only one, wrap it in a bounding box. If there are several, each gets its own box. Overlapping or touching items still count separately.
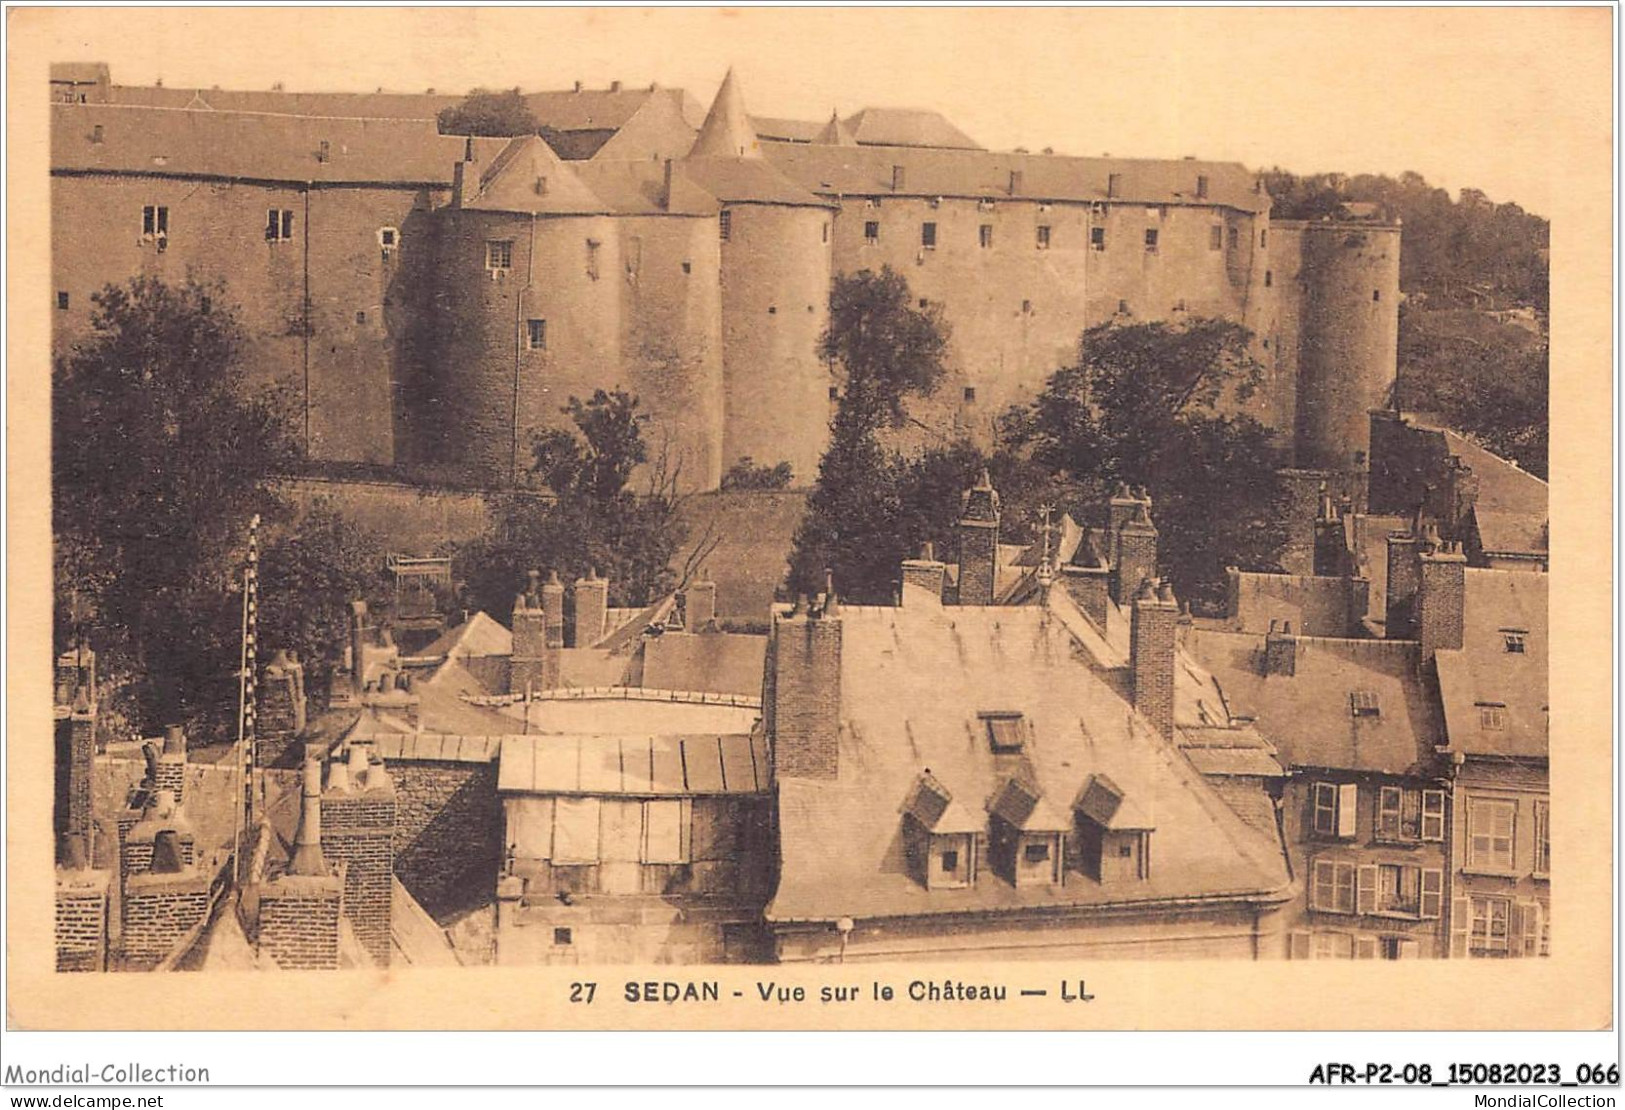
[1311,859,1334,910]
[1288,930,1312,960]
[1336,783,1359,838]
[1519,901,1543,957]
[1420,869,1443,918]
[1506,902,1526,958]
[1421,790,1446,841]
[1450,897,1471,958]
[1354,936,1378,959]
[1356,863,1379,914]
[552,796,602,864]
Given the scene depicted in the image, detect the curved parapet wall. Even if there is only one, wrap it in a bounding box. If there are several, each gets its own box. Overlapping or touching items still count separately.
[1285,221,1401,472]
[718,204,834,486]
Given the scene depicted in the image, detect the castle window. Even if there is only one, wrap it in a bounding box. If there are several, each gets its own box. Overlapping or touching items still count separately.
[1502,630,1527,653]
[681,261,691,274]
[1196,174,1210,199]
[526,319,547,350]
[1311,781,1359,839]
[141,205,169,241]
[57,291,69,310]
[866,197,882,209]
[1022,299,1033,314]
[1478,702,1507,731]
[1309,860,1357,914]
[864,220,880,245]
[585,239,601,281]
[1264,270,1274,288]
[1260,228,1268,248]
[822,223,829,243]
[1117,299,1129,314]
[921,222,937,250]
[1090,226,1106,251]
[718,209,732,242]
[1143,228,1158,253]
[1209,226,1223,251]
[553,927,572,946]
[485,239,514,272]
[1036,225,1051,250]
[1373,288,1381,302]
[829,386,840,402]
[1466,796,1516,872]
[1350,691,1381,718]
[978,224,994,249]
[1228,226,1240,250]
[378,227,398,249]
[963,387,976,403]
[265,208,294,242]
[355,311,366,325]
[1023,842,1051,864]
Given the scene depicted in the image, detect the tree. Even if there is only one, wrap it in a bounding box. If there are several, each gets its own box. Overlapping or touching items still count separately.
[787,268,950,601]
[1004,318,1289,610]
[455,390,688,620]
[436,88,539,137]
[720,456,794,491]
[256,503,392,693]
[53,276,296,732]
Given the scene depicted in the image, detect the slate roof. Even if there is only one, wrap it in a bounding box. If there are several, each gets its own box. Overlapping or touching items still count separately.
[844,107,982,150]
[639,632,768,698]
[680,156,832,208]
[570,159,719,216]
[1435,569,1548,761]
[767,602,1291,923]
[1183,628,1444,777]
[459,134,611,215]
[52,103,507,185]
[763,143,1268,212]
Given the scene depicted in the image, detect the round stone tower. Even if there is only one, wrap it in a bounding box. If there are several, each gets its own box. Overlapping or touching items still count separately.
[432,137,622,484]
[682,70,835,487]
[1292,221,1401,473]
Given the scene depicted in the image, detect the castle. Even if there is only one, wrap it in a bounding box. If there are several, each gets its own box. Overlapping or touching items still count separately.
[50,63,1400,491]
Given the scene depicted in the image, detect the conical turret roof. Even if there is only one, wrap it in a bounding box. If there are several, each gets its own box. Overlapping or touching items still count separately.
[689,68,762,159]
[812,109,857,147]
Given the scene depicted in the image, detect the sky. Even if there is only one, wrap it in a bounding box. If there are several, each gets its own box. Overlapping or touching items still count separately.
[16,6,1617,219]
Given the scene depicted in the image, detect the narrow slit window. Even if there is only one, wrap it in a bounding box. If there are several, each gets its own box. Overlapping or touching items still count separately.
[1036,225,1051,250]
[864,220,880,245]
[1091,226,1106,251]
[921,222,937,250]
[1143,228,1159,253]
[526,319,548,351]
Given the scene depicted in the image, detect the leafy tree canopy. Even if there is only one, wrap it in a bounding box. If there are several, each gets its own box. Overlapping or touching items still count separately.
[456,390,687,620]
[788,269,950,600]
[436,88,539,137]
[720,457,794,492]
[1003,318,1289,610]
[54,277,297,731]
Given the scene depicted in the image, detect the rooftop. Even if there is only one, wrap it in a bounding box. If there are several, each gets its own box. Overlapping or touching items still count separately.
[1435,568,1548,761]
[768,602,1290,924]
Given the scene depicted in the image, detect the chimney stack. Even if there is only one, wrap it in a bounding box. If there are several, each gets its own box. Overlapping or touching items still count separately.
[1111,489,1158,606]
[1418,542,1468,663]
[1264,620,1298,676]
[1008,169,1024,196]
[661,158,675,211]
[510,571,560,693]
[956,469,1001,606]
[765,597,843,780]
[542,571,566,649]
[900,542,948,606]
[1385,529,1420,639]
[287,751,328,877]
[349,600,369,695]
[569,570,610,646]
[1130,578,1179,739]
[687,572,717,630]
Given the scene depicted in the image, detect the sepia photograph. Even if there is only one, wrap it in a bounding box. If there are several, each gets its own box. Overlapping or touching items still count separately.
[3,3,1614,1067]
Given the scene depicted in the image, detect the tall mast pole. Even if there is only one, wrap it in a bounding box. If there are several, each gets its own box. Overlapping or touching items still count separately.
[232,513,260,879]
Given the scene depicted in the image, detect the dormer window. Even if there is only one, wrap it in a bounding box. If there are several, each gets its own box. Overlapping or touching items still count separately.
[902,772,980,890]
[979,711,1026,753]
[988,777,1067,887]
[1350,691,1381,718]
[1074,774,1154,883]
[1502,629,1528,653]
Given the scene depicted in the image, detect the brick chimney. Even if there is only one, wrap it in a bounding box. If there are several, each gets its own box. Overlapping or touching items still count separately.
[687,572,717,630]
[1264,620,1298,676]
[57,685,97,851]
[1129,579,1179,739]
[256,753,343,971]
[1385,529,1420,639]
[542,570,566,649]
[569,569,610,646]
[1112,490,1158,606]
[510,570,559,694]
[1418,542,1468,663]
[153,724,187,804]
[765,595,843,780]
[258,649,307,768]
[288,750,328,877]
[320,745,396,967]
[956,469,1001,606]
[901,542,947,606]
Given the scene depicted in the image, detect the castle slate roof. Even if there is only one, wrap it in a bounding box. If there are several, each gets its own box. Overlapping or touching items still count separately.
[51,103,508,185]
[767,601,1291,924]
[571,158,719,216]
[754,108,982,150]
[1435,569,1547,761]
[763,142,1269,212]
[678,155,833,209]
[1183,628,1444,777]
[459,134,611,215]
